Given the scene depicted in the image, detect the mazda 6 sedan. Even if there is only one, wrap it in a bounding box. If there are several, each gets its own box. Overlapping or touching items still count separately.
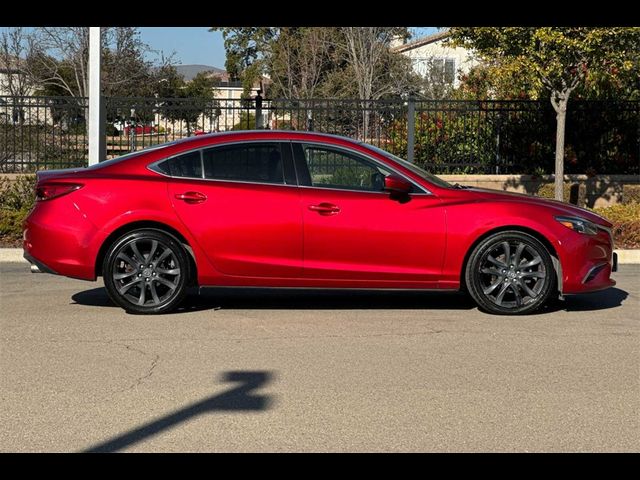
[23,130,617,315]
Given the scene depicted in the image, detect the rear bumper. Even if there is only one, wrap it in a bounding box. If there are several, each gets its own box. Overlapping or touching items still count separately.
[23,198,99,281]
[23,251,58,274]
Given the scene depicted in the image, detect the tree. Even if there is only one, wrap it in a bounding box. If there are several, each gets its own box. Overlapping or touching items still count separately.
[210,27,276,96]
[337,27,409,101]
[25,27,170,98]
[212,27,418,100]
[154,67,219,136]
[449,27,640,200]
[0,27,35,97]
[268,28,335,99]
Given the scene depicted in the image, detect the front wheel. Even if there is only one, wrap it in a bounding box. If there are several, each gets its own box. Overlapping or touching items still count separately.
[465,231,556,315]
[103,229,189,314]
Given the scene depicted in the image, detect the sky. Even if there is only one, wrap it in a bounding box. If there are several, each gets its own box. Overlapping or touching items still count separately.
[138,27,439,68]
[0,27,440,69]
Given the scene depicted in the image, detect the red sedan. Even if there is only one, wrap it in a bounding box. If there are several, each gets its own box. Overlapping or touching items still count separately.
[23,131,617,315]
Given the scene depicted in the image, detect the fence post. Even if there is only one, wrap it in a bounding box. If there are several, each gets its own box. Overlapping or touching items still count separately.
[88,26,105,165]
[407,95,415,163]
[495,111,501,174]
[307,107,314,131]
[129,108,136,152]
[255,90,263,129]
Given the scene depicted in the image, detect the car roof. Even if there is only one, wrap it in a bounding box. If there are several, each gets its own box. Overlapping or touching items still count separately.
[171,130,364,146]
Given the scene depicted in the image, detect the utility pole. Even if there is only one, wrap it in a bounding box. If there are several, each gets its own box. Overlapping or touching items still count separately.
[88,26,105,165]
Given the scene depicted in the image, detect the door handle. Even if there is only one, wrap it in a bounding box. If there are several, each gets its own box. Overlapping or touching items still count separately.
[175,191,207,204]
[308,203,341,215]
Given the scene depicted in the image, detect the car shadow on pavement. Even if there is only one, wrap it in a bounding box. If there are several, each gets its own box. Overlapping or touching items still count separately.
[561,287,628,312]
[72,286,477,313]
[71,285,628,315]
[82,370,274,453]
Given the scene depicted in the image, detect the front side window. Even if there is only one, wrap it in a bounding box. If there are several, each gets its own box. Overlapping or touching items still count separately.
[156,150,202,178]
[302,145,392,192]
[202,143,284,184]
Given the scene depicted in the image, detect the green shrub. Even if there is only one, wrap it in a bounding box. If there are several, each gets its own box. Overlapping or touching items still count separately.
[0,175,36,210]
[594,202,640,249]
[0,207,30,242]
[232,112,256,130]
[623,185,640,205]
[535,182,581,204]
[0,175,36,246]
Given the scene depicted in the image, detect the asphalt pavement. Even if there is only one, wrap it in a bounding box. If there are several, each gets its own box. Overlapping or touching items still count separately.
[0,262,638,452]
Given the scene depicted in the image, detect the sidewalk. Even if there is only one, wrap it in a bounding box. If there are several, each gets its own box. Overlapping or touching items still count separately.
[2,248,639,263]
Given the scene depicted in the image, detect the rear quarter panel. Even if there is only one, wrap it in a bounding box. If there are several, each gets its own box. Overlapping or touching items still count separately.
[72,174,220,282]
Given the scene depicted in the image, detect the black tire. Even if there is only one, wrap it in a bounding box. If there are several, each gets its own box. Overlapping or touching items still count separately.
[465,231,556,315]
[103,229,190,314]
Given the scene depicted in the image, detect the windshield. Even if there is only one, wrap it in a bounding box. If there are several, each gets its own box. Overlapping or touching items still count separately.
[364,144,453,189]
[85,139,181,170]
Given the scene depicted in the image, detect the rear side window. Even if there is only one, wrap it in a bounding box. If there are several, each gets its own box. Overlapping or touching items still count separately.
[202,143,284,184]
[156,151,202,178]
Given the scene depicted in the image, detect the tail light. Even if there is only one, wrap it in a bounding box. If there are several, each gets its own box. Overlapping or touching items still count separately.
[36,182,83,201]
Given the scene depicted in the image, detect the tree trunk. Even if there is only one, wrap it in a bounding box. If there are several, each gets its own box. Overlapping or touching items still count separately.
[551,92,569,202]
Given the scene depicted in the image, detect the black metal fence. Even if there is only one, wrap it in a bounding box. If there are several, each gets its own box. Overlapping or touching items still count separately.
[1,95,638,174]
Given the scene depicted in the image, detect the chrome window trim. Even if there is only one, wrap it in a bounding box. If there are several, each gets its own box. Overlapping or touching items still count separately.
[146,137,432,195]
[297,141,432,195]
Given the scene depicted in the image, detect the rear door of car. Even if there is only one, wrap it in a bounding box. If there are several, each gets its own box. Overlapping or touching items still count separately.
[162,141,303,278]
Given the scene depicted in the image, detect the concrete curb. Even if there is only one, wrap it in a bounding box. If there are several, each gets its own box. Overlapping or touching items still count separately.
[2,247,640,264]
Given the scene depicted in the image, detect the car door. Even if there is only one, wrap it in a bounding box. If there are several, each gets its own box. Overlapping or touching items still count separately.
[164,141,303,278]
[294,142,446,285]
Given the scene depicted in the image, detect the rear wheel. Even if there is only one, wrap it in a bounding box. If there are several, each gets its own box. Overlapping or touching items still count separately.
[465,231,555,315]
[103,229,189,314]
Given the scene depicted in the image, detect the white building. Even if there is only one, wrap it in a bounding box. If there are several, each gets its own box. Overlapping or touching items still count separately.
[391,30,478,89]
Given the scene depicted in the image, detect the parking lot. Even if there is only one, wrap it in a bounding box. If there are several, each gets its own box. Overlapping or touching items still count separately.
[0,261,638,452]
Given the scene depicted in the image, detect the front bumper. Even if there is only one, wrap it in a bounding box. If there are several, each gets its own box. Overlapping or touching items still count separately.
[559,227,616,294]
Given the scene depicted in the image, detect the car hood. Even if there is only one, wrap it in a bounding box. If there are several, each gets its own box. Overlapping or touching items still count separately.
[464,187,612,228]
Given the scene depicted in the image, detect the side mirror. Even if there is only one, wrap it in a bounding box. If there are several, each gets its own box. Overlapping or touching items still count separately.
[384,174,412,194]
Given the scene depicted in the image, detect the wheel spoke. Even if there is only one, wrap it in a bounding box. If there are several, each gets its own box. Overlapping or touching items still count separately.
[155,248,172,264]
[495,282,510,306]
[513,243,526,267]
[481,267,502,276]
[501,242,511,265]
[156,267,180,275]
[116,252,137,268]
[137,283,147,305]
[118,278,142,294]
[520,256,542,269]
[149,281,160,304]
[131,241,145,264]
[487,255,507,268]
[521,282,539,299]
[114,271,137,280]
[521,270,545,279]
[483,279,503,295]
[512,284,523,307]
[154,276,177,290]
[147,240,158,262]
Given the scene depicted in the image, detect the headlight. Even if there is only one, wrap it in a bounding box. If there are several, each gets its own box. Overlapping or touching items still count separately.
[555,216,598,235]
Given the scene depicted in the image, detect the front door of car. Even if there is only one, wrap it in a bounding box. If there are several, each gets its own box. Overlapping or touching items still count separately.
[294,143,446,285]
[166,142,303,278]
